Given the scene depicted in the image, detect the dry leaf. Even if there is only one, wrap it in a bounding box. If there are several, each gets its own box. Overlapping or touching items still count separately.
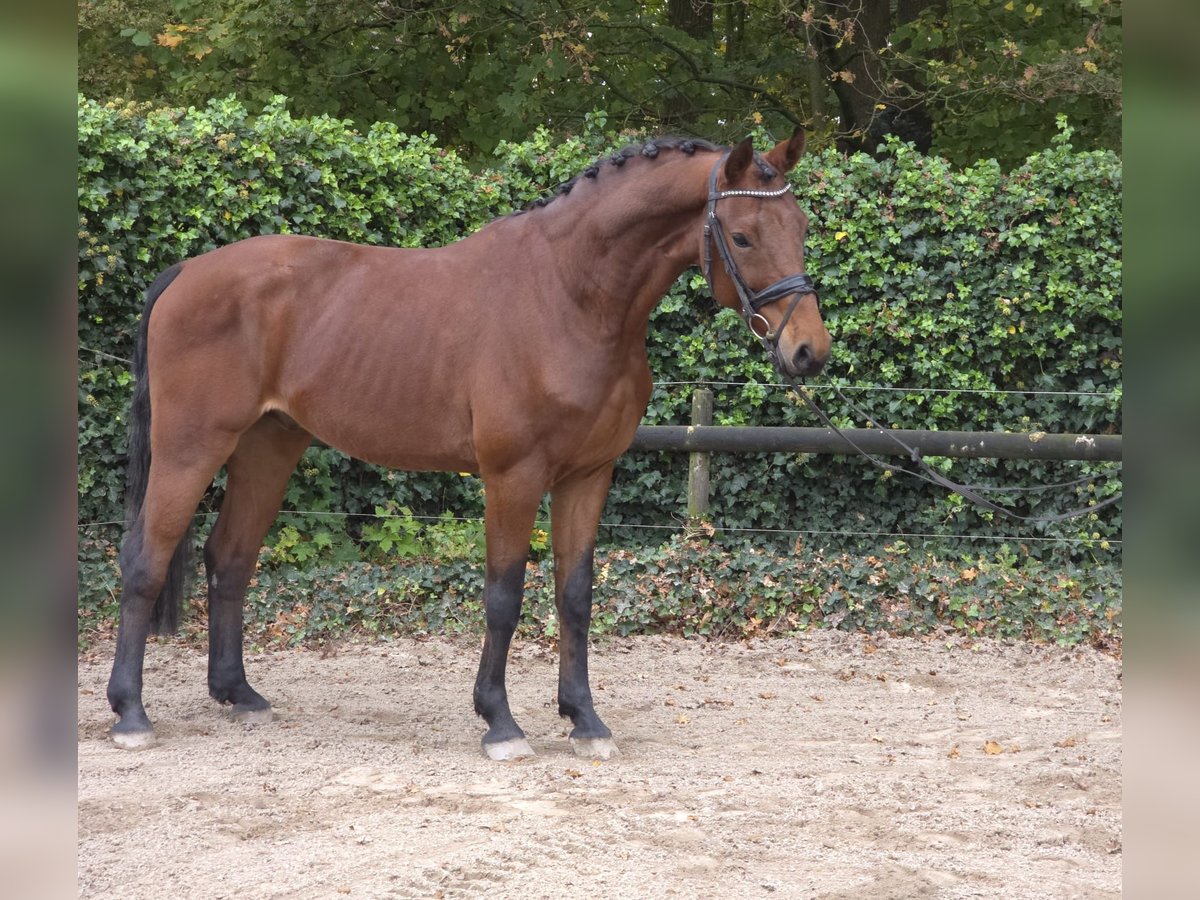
[676,713,689,725]
[1054,736,1078,748]
[983,740,1004,755]
[863,642,878,654]
[947,745,960,759]
[759,691,777,700]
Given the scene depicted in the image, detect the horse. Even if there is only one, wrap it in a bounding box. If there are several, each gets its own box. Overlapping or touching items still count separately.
[107,128,831,760]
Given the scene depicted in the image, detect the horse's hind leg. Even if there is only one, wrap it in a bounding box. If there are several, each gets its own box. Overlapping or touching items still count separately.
[550,466,618,760]
[109,446,237,748]
[204,416,312,721]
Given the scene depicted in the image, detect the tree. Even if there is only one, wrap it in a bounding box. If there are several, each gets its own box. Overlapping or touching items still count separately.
[77,0,1121,165]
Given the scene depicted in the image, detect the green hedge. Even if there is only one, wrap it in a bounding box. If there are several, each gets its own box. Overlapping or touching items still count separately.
[78,533,1121,652]
[78,96,1122,610]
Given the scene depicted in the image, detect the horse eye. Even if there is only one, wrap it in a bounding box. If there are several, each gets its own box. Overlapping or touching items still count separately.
[732,233,752,248]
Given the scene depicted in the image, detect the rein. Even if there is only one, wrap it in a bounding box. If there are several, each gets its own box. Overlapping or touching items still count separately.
[793,382,1123,524]
[700,153,1121,525]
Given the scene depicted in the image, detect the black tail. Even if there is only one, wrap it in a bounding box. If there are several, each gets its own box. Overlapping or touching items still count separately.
[123,263,188,635]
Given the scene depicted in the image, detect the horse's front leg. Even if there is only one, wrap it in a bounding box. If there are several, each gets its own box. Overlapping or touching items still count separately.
[551,465,619,760]
[473,467,544,760]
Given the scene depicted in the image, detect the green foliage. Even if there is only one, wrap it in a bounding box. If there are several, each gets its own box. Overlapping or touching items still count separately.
[77,0,1121,164]
[77,96,1122,636]
[80,534,1119,651]
[890,0,1122,166]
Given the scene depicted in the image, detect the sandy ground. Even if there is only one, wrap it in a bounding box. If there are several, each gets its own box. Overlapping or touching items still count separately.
[78,632,1121,899]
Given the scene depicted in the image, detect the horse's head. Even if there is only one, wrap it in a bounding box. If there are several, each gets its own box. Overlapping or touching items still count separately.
[700,129,831,378]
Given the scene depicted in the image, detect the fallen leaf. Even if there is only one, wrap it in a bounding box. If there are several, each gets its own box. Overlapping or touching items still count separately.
[564,769,582,779]
[759,691,777,700]
[676,713,690,725]
[863,642,878,654]
[947,745,960,759]
[983,740,1004,755]
[1054,736,1078,748]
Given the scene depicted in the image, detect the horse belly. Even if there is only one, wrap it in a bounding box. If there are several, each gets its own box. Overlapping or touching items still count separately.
[284,390,478,474]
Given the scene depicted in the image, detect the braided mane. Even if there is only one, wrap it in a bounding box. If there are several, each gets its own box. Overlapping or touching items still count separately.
[513,137,730,215]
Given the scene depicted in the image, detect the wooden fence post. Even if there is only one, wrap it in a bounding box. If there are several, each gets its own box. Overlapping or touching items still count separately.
[687,388,713,521]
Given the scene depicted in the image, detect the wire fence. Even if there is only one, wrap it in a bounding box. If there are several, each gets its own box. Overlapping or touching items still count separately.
[650,379,1121,399]
[77,361,1120,550]
[76,507,1122,549]
[79,347,1120,401]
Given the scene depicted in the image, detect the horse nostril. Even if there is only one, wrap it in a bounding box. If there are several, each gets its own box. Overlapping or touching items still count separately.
[793,343,812,370]
[790,342,827,377]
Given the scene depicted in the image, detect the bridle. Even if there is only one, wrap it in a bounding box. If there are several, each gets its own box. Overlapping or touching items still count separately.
[701,153,818,369]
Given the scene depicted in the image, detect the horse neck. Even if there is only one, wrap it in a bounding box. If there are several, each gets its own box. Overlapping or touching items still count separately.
[532,152,716,341]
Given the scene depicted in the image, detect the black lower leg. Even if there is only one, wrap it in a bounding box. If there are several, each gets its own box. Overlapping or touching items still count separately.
[557,549,611,740]
[107,533,158,737]
[473,562,528,746]
[205,548,268,712]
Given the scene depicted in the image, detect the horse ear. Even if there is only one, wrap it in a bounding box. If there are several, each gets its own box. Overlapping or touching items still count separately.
[764,126,807,174]
[723,137,755,184]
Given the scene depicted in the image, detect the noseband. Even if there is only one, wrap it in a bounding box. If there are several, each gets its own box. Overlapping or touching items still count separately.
[701,154,819,367]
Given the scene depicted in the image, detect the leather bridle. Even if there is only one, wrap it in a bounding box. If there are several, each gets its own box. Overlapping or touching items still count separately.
[700,153,819,370]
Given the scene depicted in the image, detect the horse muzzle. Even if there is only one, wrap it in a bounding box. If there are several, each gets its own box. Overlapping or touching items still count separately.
[777,338,830,378]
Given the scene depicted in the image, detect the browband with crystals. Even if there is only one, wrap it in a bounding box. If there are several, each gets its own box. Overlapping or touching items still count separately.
[708,183,793,200]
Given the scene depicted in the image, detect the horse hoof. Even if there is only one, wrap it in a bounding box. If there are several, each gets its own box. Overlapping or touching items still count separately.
[570,736,620,760]
[111,728,156,750]
[232,706,273,725]
[482,737,536,761]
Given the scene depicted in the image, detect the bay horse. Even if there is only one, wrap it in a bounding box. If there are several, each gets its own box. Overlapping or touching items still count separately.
[107,129,831,759]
